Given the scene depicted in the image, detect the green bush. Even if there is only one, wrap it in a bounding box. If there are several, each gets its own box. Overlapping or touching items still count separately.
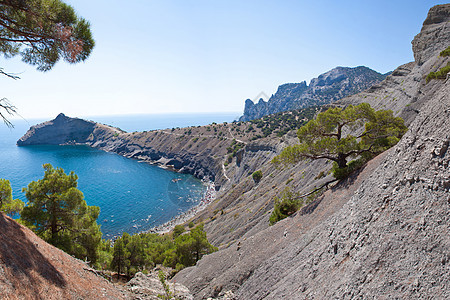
[173,225,185,238]
[269,188,302,225]
[331,156,369,180]
[426,62,450,83]
[0,179,24,216]
[252,170,263,182]
[439,46,450,57]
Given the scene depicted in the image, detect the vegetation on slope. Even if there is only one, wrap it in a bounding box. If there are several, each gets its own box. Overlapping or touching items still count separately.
[0,179,24,216]
[426,46,450,83]
[269,103,407,224]
[20,164,104,266]
[426,63,450,83]
[248,106,320,139]
[269,188,303,225]
[439,46,450,57]
[269,184,327,225]
[110,224,217,278]
[273,103,407,179]
[252,170,263,183]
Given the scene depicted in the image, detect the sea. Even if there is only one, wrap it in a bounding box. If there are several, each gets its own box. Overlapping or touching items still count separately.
[0,112,239,239]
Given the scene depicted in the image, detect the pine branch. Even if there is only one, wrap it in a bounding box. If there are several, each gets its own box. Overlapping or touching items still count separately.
[0,98,17,128]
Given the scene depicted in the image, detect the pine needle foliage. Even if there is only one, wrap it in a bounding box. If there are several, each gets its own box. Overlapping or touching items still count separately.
[21,164,102,264]
[0,178,24,216]
[0,0,95,71]
[273,103,407,179]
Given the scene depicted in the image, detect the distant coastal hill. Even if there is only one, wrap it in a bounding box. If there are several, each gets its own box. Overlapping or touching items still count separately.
[240,66,388,121]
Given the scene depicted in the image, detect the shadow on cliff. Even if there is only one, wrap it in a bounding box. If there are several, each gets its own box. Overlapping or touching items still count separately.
[0,213,66,297]
[299,158,378,216]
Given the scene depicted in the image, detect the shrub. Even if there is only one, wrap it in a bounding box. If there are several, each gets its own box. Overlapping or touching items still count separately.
[331,155,369,180]
[269,188,302,225]
[173,225,185,238]
[439,46,450,57]
[252,170,263,182]
[426,62,450,83]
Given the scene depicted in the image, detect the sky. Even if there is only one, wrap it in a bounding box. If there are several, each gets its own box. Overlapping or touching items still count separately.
[1,0,447,120]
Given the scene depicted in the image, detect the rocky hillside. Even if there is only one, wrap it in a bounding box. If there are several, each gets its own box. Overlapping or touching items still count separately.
[173,4,450,299]
[13,4,449,299]
[0,213,125,299]
[239,66,387,121]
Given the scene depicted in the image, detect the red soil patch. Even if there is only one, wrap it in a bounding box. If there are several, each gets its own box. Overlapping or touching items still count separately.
[0,213,125,299]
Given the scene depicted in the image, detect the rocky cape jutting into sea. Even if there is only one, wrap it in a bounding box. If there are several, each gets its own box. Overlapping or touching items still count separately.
[12,4,450,299]
[17,112,248,190]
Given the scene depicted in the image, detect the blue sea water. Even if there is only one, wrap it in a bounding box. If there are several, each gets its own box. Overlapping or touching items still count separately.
[0,112,239,239]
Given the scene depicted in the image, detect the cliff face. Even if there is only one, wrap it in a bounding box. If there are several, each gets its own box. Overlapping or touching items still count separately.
[173,4,450,299]
[412,4,450,65]
[239,66,387,121]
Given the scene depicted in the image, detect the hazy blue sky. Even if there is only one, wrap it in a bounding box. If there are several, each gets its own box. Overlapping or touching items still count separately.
[2,0,446,119]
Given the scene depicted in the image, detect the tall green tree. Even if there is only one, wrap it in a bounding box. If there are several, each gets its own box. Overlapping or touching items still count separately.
[107,224,217,276]
[0,178,24,216]
[273,103,407,177]
[0,0,94,125]
[21,163,102,263]
[110,237,129,276]
[174,223,217,268]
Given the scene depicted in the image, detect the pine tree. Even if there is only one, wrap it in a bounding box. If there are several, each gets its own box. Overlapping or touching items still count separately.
[273,103,407,178]
[0,178,24,216]
[21,163,102,263]
[174,223,217,268]
[111,237,130,276]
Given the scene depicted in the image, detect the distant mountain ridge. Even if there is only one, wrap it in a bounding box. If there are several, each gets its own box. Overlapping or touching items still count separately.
[240,66,387,121]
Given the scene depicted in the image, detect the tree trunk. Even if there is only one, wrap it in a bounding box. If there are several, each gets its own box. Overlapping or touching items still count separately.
[50,202,57,242]
[117,254,121,275]
[336,153,347,169]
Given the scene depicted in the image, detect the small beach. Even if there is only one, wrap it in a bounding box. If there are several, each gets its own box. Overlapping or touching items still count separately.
[146,180,216,234]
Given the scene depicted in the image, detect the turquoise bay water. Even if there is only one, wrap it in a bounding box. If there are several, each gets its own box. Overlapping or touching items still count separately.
[0,112,238,238]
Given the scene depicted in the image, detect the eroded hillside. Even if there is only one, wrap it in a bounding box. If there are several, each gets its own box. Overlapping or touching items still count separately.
[13,4,450,299]
[173,4,450,299]
[0,213,125,299]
